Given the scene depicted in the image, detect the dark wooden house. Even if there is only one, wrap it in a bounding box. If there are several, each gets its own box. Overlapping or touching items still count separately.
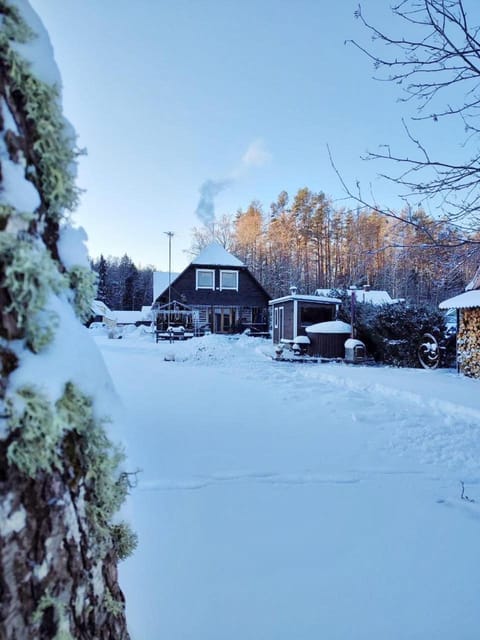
[269,288,341,344]
[152,243,270,335]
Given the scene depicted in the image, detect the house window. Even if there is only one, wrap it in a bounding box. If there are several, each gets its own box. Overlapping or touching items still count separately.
[220,270,238,291]
[274,307,279,328]
[196,269,215,290]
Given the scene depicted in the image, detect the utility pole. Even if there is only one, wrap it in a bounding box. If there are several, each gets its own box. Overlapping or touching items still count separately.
[164,231,174,326]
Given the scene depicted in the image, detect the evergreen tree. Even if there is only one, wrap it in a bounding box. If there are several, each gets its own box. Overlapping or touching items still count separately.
[96,253,108,302]
[122,262,138,311]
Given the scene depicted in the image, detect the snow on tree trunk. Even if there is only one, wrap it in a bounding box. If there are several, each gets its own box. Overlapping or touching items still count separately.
[0,2,134,637]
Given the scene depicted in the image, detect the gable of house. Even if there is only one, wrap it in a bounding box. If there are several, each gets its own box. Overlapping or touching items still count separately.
[154,243,269,306]
[191,243,245,267]
[152,243,270,334]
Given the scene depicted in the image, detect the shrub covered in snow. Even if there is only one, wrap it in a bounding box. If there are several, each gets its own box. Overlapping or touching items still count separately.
[339,299,449,367]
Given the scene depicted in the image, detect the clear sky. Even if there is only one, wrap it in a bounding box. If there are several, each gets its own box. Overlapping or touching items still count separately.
[28,0,478,272]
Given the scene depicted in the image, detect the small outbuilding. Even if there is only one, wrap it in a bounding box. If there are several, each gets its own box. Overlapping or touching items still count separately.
[269,288,341,344]
[88,300,116,329]
[439,269,480,378]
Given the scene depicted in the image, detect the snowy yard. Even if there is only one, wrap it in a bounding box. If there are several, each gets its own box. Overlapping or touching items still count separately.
[96,331,480,640]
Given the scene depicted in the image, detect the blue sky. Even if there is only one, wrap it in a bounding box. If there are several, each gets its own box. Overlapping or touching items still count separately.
[29,0,476,271]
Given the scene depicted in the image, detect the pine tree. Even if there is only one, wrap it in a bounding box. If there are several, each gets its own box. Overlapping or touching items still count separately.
[0,3,133,637]
[96,254,108,302]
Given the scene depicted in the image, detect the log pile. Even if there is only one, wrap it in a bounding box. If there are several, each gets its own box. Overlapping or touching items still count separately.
[457,307,480,378]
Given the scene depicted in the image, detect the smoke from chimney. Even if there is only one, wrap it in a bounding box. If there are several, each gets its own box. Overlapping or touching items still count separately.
[194,140,270,226]
[194,178,231,225]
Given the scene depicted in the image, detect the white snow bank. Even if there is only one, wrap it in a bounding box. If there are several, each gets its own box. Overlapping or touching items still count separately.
[91,333,480,640]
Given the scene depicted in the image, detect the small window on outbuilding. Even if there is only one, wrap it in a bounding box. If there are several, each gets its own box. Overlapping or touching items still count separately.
[300,305,333,326]
[196,269,215,290]
[220,270,238,291]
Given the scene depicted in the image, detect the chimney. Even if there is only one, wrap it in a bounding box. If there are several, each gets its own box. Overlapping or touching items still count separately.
[289,285,298,296]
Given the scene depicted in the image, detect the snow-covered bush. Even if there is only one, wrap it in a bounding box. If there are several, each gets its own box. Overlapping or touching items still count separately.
[339,299,449,367]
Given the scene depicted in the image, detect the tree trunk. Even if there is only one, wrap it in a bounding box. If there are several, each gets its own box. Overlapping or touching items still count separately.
[0,436,129,639]
[0,2,132,637]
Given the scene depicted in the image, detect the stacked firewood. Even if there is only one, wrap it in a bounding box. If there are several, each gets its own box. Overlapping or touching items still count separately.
[457,308,480,378]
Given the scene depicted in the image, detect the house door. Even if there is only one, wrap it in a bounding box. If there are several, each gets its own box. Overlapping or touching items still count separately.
[274,306,285,341]
[214,307,237,333]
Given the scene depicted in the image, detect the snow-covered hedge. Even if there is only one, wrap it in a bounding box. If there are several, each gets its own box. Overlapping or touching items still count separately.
[339,299,451,367]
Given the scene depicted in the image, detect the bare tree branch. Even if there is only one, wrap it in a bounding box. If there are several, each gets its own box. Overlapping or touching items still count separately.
[346,0,480,230]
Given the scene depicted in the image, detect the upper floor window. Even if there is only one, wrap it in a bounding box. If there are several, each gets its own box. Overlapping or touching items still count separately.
[220,270,238,291]
[196,269,215,290]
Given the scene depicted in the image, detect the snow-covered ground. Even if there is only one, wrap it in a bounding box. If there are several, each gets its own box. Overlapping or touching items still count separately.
[95,329,480,640]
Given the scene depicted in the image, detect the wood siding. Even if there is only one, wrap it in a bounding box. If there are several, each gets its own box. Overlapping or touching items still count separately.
[308,331,350,358]
[155,264,270,334]
[156,265,269,307]
[271,300,294,342]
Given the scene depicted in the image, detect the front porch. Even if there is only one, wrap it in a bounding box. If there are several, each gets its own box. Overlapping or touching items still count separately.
[152,301,269,337]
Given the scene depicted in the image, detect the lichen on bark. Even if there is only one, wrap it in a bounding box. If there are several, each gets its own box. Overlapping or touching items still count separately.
[0,1,133,637]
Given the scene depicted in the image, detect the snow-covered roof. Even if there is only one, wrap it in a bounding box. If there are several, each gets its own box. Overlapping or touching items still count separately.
[315,288,401,305]
[114,310,151,324]
[353,290,396,305]
[270,294,341,305]
[191,243,244,267]
[91,300,116,320]
[439,290,480,310]
[153,271,180,302]
[306,320,352,334]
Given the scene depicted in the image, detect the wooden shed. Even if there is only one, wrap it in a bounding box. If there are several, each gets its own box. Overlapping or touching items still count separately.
[439,273,480,378]
[269,289,341,344]
[88,300,116,329]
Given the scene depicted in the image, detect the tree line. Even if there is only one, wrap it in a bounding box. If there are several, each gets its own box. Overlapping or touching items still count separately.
[91,254,154,310]
[191,187,480,305]
[92,187,479,311]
